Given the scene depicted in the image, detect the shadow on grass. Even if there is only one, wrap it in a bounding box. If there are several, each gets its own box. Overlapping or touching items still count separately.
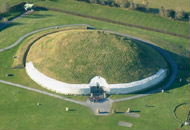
[69,109,77,112]
[0,22,23,32]
[115,110,141,114]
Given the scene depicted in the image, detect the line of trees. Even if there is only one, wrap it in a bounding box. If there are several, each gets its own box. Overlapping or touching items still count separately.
[76,0,189,21]
[159,6,188,20]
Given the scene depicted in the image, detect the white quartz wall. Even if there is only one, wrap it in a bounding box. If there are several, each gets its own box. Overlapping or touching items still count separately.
[26,62,89,95]
[109,69,167,94]
[26,62,167,95]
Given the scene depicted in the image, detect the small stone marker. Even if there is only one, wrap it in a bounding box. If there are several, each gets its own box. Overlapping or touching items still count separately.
[65,107,69,112]
[96,108,100,114]
[184,121,189,126]
[37,102,40,106]
[161,89,164,93]
[126,108,130,113]
[111,109,115,114]
[118,121,133,128]
[13,56,17,58]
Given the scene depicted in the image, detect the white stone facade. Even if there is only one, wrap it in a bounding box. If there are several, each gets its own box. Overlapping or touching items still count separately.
[26,62,167,95]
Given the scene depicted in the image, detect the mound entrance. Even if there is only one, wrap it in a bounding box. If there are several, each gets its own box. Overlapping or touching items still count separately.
[27,29,168,84]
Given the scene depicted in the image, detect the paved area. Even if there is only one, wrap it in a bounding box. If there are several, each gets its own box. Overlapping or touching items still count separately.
[86,99,113,115]
[0,11,177,115]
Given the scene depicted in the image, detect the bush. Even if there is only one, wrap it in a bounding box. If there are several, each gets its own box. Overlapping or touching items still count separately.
[165,9,176,18]
[136,4,146,12]
[115,0,130,8]
[159,7,176,19]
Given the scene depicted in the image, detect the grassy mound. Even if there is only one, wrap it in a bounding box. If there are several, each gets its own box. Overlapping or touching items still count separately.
[27,30,168,83]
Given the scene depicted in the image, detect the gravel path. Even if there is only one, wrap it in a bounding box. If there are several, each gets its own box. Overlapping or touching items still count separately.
[0,11,177,114]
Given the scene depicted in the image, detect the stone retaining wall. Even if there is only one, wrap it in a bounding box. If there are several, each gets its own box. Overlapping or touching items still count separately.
[26,62,167,95]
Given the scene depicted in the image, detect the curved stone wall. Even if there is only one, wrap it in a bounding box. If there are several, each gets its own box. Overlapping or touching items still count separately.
[26,62,167,95]
[109,69,167,94]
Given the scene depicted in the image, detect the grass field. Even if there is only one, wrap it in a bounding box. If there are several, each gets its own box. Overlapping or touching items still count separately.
[27,29,167,83]
[0,1,189,129]
[35,0,189,36]
[133,0,190,11]
[0,80,189,130]
[175,103,190,122]
[1,0,189,36]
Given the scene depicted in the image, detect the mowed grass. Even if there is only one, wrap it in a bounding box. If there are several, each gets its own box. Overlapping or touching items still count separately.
[0,83,127,130]
[175,103,190,122]
[0,10,189,130]
[35,0,189,36]
[112,84,190,130]
[0,82,189,130]
[27,30,167,83]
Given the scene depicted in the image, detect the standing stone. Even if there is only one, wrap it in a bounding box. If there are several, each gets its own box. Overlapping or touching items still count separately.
[96,108,100,114]
[65,107,69,112]
[126,108,130,113]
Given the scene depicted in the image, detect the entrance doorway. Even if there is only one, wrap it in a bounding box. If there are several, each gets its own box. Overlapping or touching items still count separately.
[90,83,106,102]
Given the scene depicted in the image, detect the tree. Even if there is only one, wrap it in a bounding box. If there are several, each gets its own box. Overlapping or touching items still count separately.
[165,9,175,19]
[106,0,115,6]
[115,0,130,8]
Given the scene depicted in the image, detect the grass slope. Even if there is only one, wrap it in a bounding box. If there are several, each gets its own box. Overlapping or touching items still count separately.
[27,30,167,83]
[0,83,189,130]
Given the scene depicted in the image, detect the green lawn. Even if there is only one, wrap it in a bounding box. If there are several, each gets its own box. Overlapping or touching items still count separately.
[0,81,189,130]
[0,7,189,130]
[1,0,189,36]
[175,103,190,122]
[112,84,190,129]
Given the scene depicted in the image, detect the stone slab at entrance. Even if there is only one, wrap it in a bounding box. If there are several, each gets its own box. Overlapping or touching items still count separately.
[86,98,113,115]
